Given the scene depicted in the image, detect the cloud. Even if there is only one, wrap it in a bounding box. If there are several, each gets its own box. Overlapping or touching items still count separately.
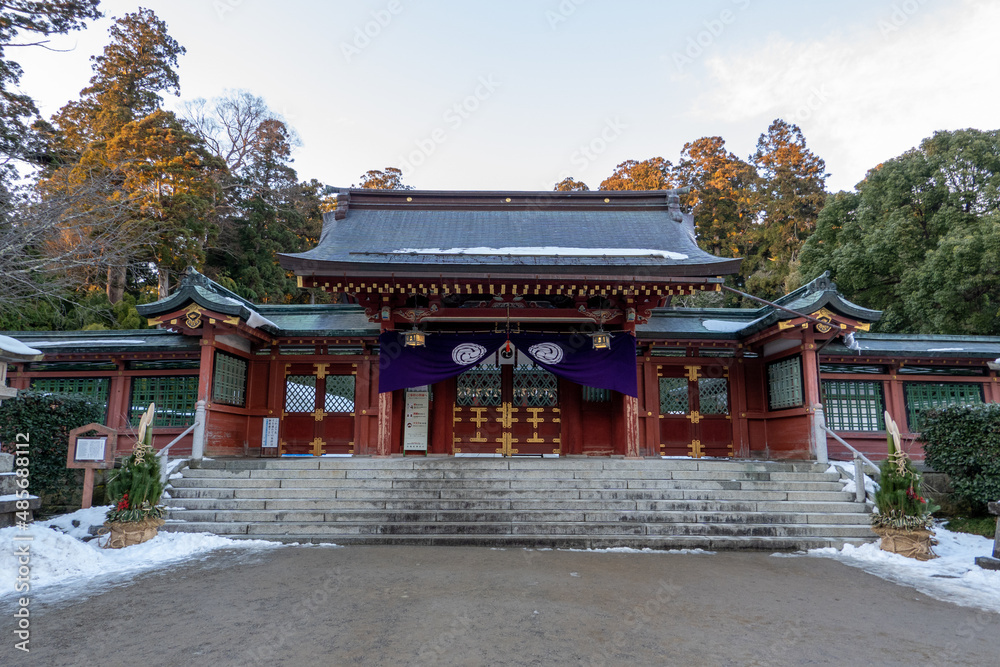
[693,0,1000,190]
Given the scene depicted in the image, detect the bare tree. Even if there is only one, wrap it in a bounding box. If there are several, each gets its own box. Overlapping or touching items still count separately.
[182,90,298,174]
[0,173,152,314]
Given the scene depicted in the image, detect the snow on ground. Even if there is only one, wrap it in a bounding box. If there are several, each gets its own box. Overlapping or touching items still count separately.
[559,547,717,555]
[807,524,1000,613]
[0,506,282,600]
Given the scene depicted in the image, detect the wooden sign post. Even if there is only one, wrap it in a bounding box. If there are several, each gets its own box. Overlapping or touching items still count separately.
[67,423,118,509]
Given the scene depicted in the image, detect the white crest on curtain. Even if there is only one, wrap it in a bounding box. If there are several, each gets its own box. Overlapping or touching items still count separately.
[528,342,563,365]
[452,343,488,365]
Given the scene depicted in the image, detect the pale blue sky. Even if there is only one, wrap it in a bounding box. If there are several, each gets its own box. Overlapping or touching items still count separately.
[13,0,999,192]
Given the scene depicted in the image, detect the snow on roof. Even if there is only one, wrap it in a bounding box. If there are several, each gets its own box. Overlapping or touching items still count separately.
[29,339,148,347]
[0,334,41,356]
[218,296,277,330]
[391,247,690,260]
[701,319,750,333]
[926,348,965,352]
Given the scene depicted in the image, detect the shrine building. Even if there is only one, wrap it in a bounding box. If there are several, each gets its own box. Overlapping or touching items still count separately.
[6,189,1000,464]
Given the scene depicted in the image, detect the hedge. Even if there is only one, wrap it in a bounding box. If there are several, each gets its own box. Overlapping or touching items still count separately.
[0,389,104,506]
[921,404,1000,512]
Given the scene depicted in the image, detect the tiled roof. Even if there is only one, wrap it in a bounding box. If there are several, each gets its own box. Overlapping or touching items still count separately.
[279,189,742,278]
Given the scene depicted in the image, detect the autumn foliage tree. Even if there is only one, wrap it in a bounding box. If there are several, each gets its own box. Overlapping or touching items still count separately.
[599,157,674,191]
[357,167,412,190]
[674,136,759,266]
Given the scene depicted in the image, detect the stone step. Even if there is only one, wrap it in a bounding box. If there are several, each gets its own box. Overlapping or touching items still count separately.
[165,507,872,527]
[162,519,874,539]
[197,458,828,472]
[166,458,873,550]
[177,467,841,483]
[199,532,872,551]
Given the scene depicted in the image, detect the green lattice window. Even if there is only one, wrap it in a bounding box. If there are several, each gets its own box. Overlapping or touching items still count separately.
[822,380,884,431]
[659,377,689,415]
[32,377,110,419]
[768,356,803,410]
[457,365,501,407]
[513,366,558,407]
[904,382,983,432]
[285,375,316,413]
[130,376,198,427]
[324,375,355,413]
[212,352,247,407]
[582,385,611,403]
[698,377,729,415]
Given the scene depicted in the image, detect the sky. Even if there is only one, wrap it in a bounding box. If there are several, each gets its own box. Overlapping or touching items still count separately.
[11,0,1000,193]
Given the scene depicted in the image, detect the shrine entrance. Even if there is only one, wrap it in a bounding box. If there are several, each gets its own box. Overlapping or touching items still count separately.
[279,362,356,455]
[657,364,733,458]
[452,355,561,456]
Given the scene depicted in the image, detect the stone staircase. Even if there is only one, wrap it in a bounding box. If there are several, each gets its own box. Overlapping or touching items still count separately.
[162,457,875,550]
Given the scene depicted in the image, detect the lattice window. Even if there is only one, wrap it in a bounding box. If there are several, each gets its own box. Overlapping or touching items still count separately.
[582,385,611,403]
[212,352,247,407]
[659,377,689,415]
[513,366,558,407]
[130,376,198,428]
[285,375,316,413]
[822,380,884,431]
[698,377,729,415]
[457,365,501,407]
[768,356,803,410]
[904,382,983,432]
[324,375,355,413]
[31,377,110,418]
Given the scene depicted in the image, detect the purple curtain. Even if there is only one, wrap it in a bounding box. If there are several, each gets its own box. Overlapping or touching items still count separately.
[378,331,638,397]
[510,332,637,397]
[378,331,506,393]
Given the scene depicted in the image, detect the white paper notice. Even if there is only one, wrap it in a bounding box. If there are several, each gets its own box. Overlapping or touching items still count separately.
[75,437,107,462]
[403,387,430,451]
[262,418,279,449]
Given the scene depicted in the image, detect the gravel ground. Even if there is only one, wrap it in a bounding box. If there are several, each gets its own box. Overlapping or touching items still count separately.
[3,545,998,666]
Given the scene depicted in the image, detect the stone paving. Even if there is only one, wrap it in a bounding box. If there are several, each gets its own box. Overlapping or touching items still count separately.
[3,545,998,666]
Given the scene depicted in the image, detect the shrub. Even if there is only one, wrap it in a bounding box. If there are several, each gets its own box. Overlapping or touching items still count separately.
[0,390,104,505]
[922,404,1000,513]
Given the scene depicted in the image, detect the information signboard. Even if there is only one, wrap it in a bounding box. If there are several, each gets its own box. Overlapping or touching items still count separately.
[402,387,430,452]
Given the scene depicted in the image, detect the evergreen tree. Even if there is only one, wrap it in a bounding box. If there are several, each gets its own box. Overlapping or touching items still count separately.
[748,119,828,298]
[39,9,220,303]
[800,128,1000,334]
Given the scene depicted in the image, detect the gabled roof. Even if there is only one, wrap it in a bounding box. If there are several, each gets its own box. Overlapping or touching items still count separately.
[636,273,882,339]
[136,267,265,321]
[279,189,742,279]
[771,272,882,323]
[1,329,199,354]
[822,333,1000,359]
